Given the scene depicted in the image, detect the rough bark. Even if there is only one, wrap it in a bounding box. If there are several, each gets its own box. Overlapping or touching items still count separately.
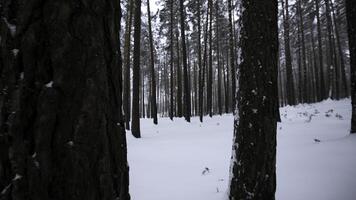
[0,0,130,199]
[345,0,356,133]
[229,0,278,199]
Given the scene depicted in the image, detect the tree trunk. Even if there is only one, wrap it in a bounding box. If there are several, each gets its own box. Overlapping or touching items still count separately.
[331,1,348,98]
[131,0,142,138]
[179,0,191,122]
[325,0,337,99]
[0,0,130,199]
[298,0,308,103]
[229,0,278,199]
[228,0,236,113]
[207,0,213,117]
[216,0,222,115]
[282,0,296,105]
[123,0,134,130]
[345,0,356,133]
[147,0,158,125]
[169,0,174,120]
[315,0,326,100]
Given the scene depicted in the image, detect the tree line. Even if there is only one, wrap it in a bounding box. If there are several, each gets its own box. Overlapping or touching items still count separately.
[121,0,354,138]
[0,0,355,199]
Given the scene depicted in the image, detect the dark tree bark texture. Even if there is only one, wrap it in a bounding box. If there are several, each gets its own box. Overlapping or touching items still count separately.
[229,0,278,199]
[346,0,356,133]
[0,0,130,200]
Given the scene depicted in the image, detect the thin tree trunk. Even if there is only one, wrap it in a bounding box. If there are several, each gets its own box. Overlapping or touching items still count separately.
[282,0,296,105]
[131,0,142,138]
[123,0,134,130]
[207,0,213,117]
[169,0,174,120]
[228,0,236,113]
[179,0,191,122]
[147,0,158,124]
[315,0,326,100]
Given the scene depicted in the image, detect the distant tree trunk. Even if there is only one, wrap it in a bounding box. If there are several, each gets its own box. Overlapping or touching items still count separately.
[0,0,130,199]
[169,0,174,120]
[331,1,348,97]
[131,0,142,138]
[229,0,278,199]
[282,0,296,105]
[176,30,183,118]
[123,0,134,130]
[315,0,326,100]
[147,0,158,124]
[197,0,203,120]
[199,3,209,122]
[179,0,191,122]
[228,0,236,112]
[310,24,320,102]
[216,0,222,115]
[345,0,356,133]
[297,23,303,103]
[225,48,231,113]
[325,0,337,99]
[207,0,213,117]
[298,0,308,103]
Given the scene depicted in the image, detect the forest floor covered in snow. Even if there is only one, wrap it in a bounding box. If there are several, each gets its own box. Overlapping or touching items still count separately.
[127,99,356,200]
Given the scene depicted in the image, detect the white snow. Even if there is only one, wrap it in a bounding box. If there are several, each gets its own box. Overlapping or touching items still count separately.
[45,81,53,88]
[2,17,16,37]
[13,174,22,181]
[12,49,19,57]
[127,99,356,200]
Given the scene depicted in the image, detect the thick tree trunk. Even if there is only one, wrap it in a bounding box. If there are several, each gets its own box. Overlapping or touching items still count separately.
[147,0,158,125]
[229,0,278,199]
[131,0,142,138]
[0,0,130,199]
[345,0,356,133]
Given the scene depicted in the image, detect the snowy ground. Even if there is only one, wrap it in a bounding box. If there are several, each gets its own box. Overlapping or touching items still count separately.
[127,99,356,200]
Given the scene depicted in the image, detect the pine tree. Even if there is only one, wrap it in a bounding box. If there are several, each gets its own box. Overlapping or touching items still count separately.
[345,0,356,133]
[0,0,130,199]
[132,0,142,138]
[229,0,278,199]
[179,0,191,122]
[147,0,158,124]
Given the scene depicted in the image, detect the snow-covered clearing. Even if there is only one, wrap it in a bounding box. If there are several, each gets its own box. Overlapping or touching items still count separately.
[127,99,356,200]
